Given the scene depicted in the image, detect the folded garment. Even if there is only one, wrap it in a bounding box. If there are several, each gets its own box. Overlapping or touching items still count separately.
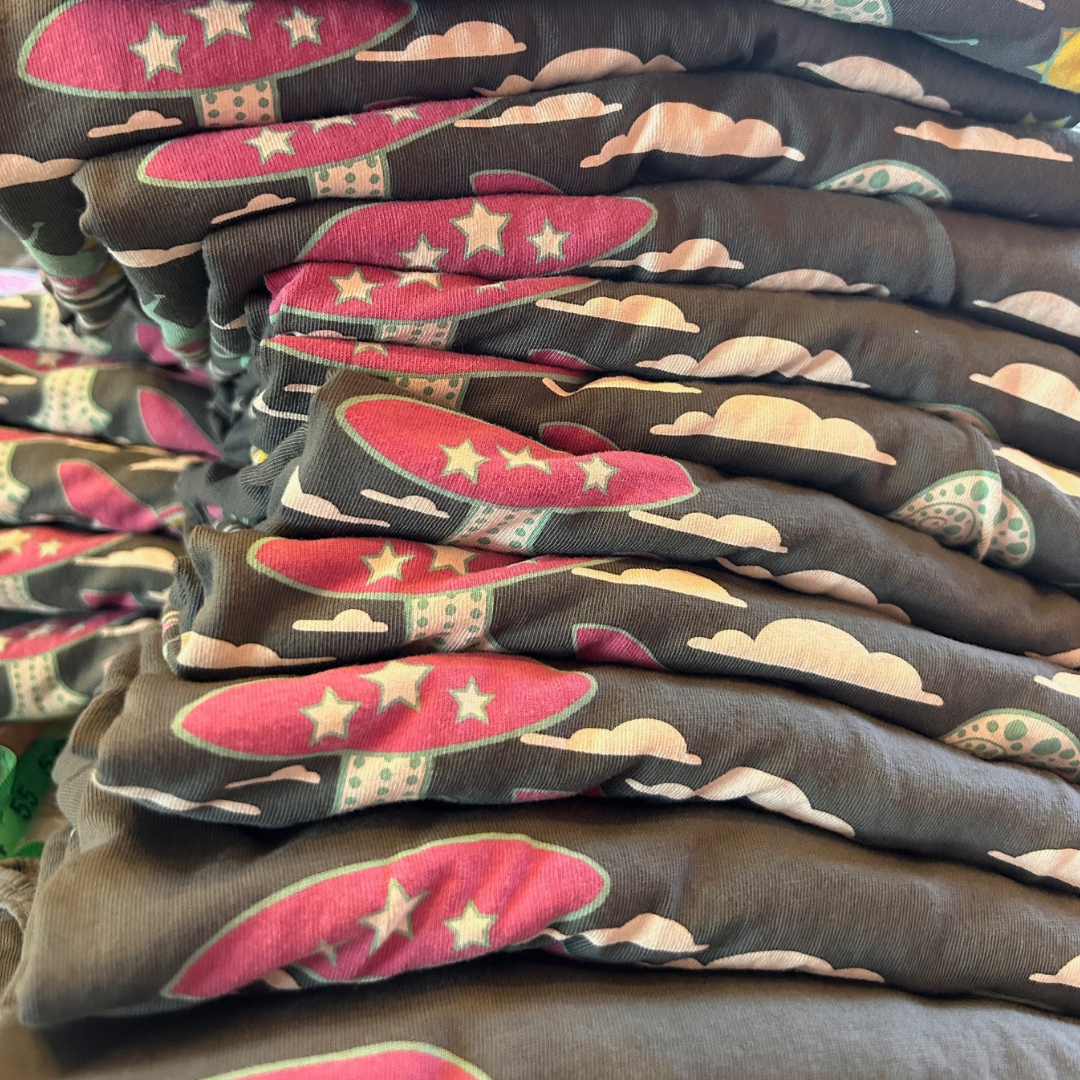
[75,70,1080,358]
[204,182,1080,354]
[259,272,1080,475]
[8,953,1080,1080]
[0,526,179,614]
[0,349,217,454]
[91,627,1080,883]
[0,428,199,535]
[0,611,151,722]
[240,350,1080,592]
[5,0,1076,334]
[163,531,1080,779]
[0,856,34,992]
[17,750,1080,1025]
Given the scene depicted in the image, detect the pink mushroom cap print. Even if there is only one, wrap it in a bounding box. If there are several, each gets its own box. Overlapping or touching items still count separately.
[19,1,415,129]
[198,1044,494,1080]
[164,835,610,998]
[174,651,596,758]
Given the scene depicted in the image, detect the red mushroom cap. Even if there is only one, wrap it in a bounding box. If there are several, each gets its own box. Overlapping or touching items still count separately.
[165,835,609,997]
[176,652,595,757]
[21,1,414,96]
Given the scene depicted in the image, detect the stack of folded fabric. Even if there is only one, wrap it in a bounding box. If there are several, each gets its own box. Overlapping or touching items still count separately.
[3,1,1080,1076]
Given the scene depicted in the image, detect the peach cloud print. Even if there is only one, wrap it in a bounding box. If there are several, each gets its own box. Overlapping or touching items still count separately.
[688,618,944,704]
[543,913,708,954]
[638,336,868,388]
[1034,670,1080,699]
[989,848,1080,890]
[628,510,788,553]
[571,565,747,606]
[543,375,701,396]
[478,48,685,96]
[0,154,81,189]
[580,103,805,168]
[521,716,702,764]
[895,121,1073,162]
[972,291,1080,336]
[970,363,1080,423]
[651,396,897,464]
[661,951,883,982]
[746,268,889,297]
[627,765,855,837]
[1031,955,1080,989]
[715,560,911,623]
[87,110,183,139]
[994,447,1080,498]
[292,609,390,634]
[536,294,700,332]
[356,21,526,61]
[175,632,333,671]
[797,57,951,111]
[591,238,744,272]
[455,93,622,128]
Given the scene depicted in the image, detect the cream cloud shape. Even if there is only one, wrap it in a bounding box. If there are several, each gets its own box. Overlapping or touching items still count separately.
[572,565,746,606]
[663,950,884,982]
[226,765,321,789]
[0,296,33,310]
[896,121,1072,162]
[477,48,685,96]
[651,395,896,464]
[628,765,854,837]
[0,154,82,189]
[72,547,177,573]
[94,775,260,817]
[543,375,699,397]
[292,609,389,634]
[581,103,804,168]
[176,632,331,671]
[1030,955,1080,988]
[797,57,951,110]
[360,488,450,518]
[566,913,708,954]
[536,294,700,332]
[0,373,37,385]
[972,291,1080,336]
[970,363,1080,422]
[638,336,867,388]
[282,469,391,527]
[97,617,159,638]
[1034,670,1080,699]
[521,716,701,764]
[591,238,744,272]
[357,21,526,61]
[110,242,203,268]
[629,510,787,553]
[746,268,889,297]
[1026,646,1080,669]
[252,390,308,422]
[455,92,621,128]
[989,848,1080,889]
[87,110,183,139]
[995,446,1080,498]
[714,560,911,623]
[689,618,943,704]
[211,193,297,226]
[127,455,206,473]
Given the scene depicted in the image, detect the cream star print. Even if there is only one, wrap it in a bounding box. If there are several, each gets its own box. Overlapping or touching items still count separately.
[300,686,358,743]
[309,116,356,134]
[278,5,323,47]
[577,455,618,493]
[528,218,571,262]
[130,22,186,80]
[362,541,412,584]
[428,546,475,574]
[449,677,495,724]
[444,900,498,950]
[396,272,442,289]
[361,660,433,712]
[332,268,380,305]
[441,439,489,482]
[382,106,423,124]
[315,937,342,965]
[451,201,512,258]
[243,127,297,164]
[498,445,552,472]
[398,234,448,270]
[36,539,63,558]
[187,0,253,45]
[358,879,427,954]
[0,529,31,555]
